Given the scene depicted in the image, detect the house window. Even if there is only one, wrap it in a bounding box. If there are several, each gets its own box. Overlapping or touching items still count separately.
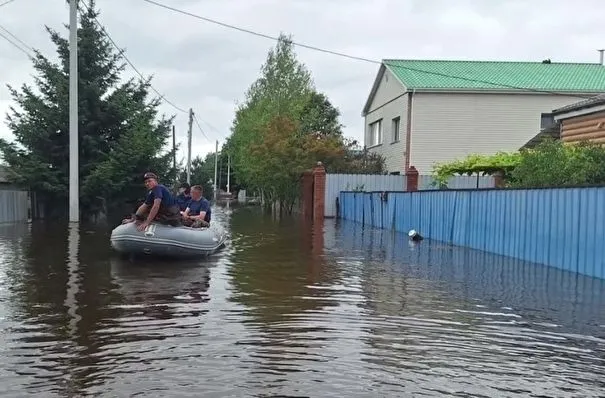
[392,117,400,142]
[540,113,555,130]
[369,119,382,146]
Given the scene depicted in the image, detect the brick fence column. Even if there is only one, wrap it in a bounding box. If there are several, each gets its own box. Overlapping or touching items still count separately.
[312,161,326,220]
[406,166,418,192]
[493,170,505,188]
[301,171,314,217]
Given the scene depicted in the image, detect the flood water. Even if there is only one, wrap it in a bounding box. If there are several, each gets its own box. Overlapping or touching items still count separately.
[1,205,605,397]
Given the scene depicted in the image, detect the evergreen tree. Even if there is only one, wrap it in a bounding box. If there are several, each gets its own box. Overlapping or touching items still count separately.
[0,1,175,220]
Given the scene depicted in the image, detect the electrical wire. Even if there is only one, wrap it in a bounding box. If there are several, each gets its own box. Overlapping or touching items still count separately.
[140,0,595,99]
[140,0,378,65]
[81,1,228,139]
[0,26,33,58]
[79,1,188,113]
[0,0,18,8]
[194,112,226,141]
[0,23,34,53]
[192,112,213,143]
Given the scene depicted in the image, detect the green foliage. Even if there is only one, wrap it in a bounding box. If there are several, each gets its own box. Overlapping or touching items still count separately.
[510,139,605,188]
[432,152,521,187]
[227,33,386,210]
[178,154,215,200]
[229,33,314,189]
[175,149,242,201]
[327,139,386,174]
[299,91,343,137]
[0,2,175,219]
[249,115,346,209]
[431,138,605,189]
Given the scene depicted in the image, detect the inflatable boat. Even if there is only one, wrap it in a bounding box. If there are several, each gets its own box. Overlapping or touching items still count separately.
[110,221,227,258]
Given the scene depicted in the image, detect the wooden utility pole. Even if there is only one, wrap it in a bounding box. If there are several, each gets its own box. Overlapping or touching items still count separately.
[186,109,193,184]
[172,125,176,186]
[213,140,218,201]
[227,153,231,194]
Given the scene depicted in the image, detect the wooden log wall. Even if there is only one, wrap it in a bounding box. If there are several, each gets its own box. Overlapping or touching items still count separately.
[561,110,605,144]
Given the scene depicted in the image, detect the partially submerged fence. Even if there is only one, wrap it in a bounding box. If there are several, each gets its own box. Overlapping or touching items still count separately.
[338,187,605,279]
[0,190,29,223]
[324,173,495,217]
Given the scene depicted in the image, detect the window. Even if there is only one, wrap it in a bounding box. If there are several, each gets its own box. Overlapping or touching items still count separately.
[392,117,400,142]
[369,120,382,146]
[540,113,555,130]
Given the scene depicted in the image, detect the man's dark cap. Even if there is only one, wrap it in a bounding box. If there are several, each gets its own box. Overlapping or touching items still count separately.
[179,182,190,189]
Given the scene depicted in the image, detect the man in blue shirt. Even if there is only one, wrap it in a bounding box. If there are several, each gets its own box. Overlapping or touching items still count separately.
[123,172,182,231]
[182,185,211,228]
[175,182,191,212]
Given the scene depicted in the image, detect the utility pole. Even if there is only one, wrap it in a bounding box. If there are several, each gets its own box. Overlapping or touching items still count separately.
[226,153,231,194]
[213,140,218,201]
[186,108,193,184]
[68,0,79,223]
[172,125,176,186]
[218,156,222,194]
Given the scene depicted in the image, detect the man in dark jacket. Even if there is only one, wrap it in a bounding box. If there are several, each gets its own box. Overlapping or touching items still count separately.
[123,172,182,231]
[175,182,191,212]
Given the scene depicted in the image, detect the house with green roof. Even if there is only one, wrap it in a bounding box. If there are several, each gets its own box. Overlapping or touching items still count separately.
[362,59,605,174]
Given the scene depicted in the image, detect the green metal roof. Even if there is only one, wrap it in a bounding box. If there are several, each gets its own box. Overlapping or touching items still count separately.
[383,59,605,92]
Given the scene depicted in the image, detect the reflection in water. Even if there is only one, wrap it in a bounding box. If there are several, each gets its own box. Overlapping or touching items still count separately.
[0,210,603,397]
[331,220,605,397]
[65,224,81,338]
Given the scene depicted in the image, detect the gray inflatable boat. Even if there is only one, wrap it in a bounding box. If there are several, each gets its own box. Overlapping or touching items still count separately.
[110,221,227,258]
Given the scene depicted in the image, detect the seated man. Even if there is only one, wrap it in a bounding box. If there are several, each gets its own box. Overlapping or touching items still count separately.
[181,185,212,228]
[175,182,191,212]
[123,172,182,231]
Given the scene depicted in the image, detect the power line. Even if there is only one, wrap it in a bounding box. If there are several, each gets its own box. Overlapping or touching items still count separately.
[78,1,188,114]
[0,27,32,58]
[80,2,225,148]
[140,0,378,65]
[196,117,225,139]
[192,113,212,143]
[0,23,34,53]
[0,0,18,8]
[140,0,594,99]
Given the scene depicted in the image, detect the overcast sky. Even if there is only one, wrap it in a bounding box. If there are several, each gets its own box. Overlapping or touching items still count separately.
[1,0,603,164]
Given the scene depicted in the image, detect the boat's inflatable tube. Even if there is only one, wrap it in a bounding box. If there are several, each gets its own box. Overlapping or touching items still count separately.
[110,221,227,258]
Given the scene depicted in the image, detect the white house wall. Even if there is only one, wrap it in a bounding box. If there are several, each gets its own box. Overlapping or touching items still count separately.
[364,68,407,174]
[409,93,581,174]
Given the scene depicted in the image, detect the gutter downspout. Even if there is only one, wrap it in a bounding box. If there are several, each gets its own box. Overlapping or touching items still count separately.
[404,89,415,171]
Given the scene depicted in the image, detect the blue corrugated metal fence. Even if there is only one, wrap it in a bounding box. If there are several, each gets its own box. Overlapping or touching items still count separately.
[339,188,605,279]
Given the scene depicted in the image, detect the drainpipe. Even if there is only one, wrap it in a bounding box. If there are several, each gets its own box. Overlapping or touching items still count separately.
[404,89,415,171]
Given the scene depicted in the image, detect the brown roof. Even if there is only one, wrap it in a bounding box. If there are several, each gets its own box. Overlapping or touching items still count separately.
[552,93,605,114]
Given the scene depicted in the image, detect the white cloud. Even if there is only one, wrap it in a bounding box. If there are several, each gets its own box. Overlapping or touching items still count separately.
[1,0,604,167]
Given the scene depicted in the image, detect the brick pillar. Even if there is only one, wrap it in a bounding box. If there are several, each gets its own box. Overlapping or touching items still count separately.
[301,171,314,217]
[493,170,505,188]
[406,166,418,192]
[312,162,326,220]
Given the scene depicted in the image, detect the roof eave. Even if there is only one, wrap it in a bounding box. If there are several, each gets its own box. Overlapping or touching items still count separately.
[553,103,605,121]
[362,62,411,117]
[405,87,602,95]
[361,64,387,117]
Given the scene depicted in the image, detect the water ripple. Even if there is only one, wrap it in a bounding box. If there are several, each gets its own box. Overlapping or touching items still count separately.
[0,213,604,397]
